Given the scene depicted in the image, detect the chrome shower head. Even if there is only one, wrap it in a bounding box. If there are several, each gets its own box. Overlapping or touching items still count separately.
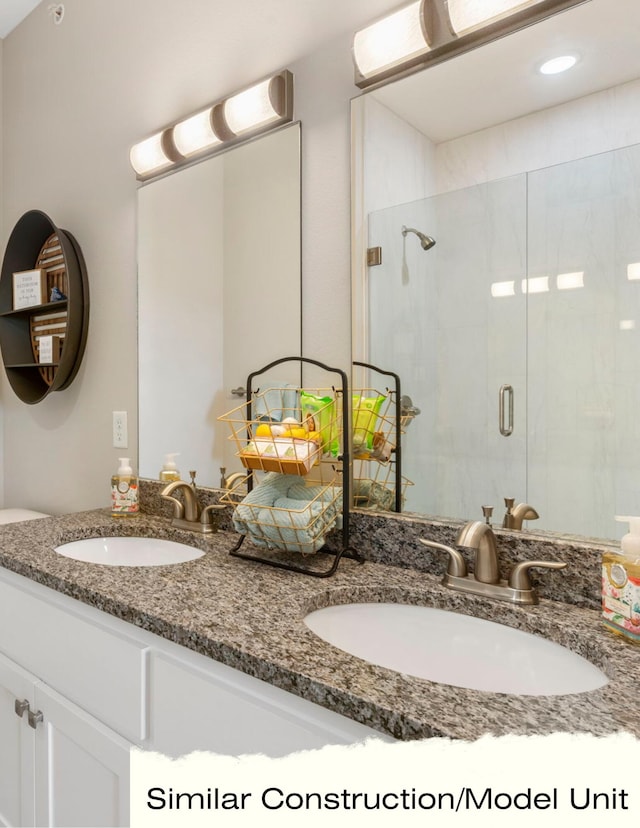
[402,226,436,250]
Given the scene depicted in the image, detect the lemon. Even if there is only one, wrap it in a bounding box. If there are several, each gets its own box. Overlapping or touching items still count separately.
[255,424,272,437]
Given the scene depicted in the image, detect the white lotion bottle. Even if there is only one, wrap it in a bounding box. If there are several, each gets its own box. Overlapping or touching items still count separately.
[159,453,180,482]
[111,457,139,517]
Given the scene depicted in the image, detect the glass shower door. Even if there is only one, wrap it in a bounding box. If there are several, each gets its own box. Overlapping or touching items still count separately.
[366,174,527,521]
[527,143,640,539]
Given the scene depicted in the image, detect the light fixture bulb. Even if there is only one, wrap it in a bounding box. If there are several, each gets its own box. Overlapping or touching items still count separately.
[353,0,429,80]
[628,263,640,281]
[521,276,549,294]
[557,271,584,290]
[223,79,279,135]
[491,280,516,298]
[539,54,578,75]
[172,109,221,156]
[446,0,545,35]
[129,132,173,177]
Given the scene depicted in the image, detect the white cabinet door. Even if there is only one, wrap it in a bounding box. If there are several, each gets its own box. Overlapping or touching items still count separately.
[0,571,149,744]
[32,683,130,828]
[0,653,35,828]
[148,649,387,759]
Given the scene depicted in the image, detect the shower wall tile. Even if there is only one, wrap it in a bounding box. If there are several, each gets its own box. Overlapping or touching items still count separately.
[436,78,640,192]
[362,96,437,214]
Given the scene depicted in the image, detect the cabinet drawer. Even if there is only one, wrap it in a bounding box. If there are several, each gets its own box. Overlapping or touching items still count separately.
[0,575,147,743]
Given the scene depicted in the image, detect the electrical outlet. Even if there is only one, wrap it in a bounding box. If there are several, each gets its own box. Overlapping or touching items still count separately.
[113,411,128,449]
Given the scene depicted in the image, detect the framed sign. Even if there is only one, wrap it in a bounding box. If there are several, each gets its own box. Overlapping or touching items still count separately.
[38,334,62,365]
[13,269,47,310]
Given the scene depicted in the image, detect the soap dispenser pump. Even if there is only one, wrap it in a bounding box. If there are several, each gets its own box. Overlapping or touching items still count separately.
[159,453,180,482]
[111,457,139,517]
[602,516,640,644]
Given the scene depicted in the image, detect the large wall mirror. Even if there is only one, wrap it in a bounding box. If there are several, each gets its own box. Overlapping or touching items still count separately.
[352,0,640,542]
[138,123,301,488]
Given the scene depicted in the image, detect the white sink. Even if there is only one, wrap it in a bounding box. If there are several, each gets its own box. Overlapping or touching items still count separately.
[54,536,204,567]
[304,603,608,696]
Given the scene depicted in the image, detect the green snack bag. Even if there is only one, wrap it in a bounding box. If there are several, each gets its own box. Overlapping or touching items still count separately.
[300,391,340,457]
[353,395,386,451]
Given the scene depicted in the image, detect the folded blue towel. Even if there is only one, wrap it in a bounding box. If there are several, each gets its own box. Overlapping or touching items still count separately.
[232,473,342,554]
[253,384,299,422]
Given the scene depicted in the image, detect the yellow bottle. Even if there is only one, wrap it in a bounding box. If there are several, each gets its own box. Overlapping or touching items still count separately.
[602,516,640,644]
[159,453,180,482]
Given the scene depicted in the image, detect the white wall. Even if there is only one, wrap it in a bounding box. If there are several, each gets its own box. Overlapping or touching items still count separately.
[0,0,401,513]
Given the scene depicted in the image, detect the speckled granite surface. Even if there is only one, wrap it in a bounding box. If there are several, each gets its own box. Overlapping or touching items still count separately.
[141,478,608,609]
[0,506,636,741]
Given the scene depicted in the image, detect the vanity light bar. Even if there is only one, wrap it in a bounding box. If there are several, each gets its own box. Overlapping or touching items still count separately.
[493,272,585,297]
[130,70,294,180]
[353,1,431,81]
[353,0,591,88]
[446,0,546,36]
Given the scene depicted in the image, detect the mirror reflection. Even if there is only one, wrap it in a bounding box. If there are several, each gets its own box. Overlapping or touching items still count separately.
[352,0,640,541]
[138,123,301,488]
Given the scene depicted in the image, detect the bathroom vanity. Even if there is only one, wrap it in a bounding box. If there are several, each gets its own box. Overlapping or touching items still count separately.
[0,506,635,827]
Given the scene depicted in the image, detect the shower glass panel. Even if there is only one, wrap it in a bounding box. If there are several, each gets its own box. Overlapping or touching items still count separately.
[367,175,528,519]
[527,143,640,539]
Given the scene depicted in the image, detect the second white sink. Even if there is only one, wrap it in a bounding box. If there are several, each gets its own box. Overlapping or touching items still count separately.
[304,602,608,696]
[55,536,204,567]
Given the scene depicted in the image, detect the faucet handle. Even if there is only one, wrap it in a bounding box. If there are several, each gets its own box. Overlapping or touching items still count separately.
[508,559,567,591]
[419,538,468,577]
[160,492,185,519]
[481,505,493,525]
[502,497,515,528]
[200,503,226,531]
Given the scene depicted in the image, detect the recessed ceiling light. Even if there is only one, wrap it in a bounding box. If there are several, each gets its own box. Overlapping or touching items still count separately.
[539,55,578,75]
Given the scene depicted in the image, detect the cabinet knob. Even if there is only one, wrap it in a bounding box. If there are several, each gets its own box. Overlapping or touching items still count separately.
[28,709,44,729]
[14,698,29,718]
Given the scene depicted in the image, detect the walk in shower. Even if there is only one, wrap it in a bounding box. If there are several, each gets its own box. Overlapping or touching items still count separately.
[365,142,640,539]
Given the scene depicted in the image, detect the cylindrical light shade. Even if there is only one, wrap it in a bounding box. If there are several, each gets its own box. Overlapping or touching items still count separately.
[446,0,544,35]
[223,78,279,135]
[130,70,292,179]
[129,131,174,177]
[172,108,222,156]
[353,0,429,80]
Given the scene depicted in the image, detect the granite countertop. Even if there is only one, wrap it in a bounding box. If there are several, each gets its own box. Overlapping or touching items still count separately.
[0,508,636,741]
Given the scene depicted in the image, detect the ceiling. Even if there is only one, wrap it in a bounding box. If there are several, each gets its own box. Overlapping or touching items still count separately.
[4,1,640,141]
[0,0,40,38]
[371,0,640,143]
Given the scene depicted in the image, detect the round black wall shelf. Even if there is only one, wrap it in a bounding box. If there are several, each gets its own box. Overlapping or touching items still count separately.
[0,210,89,404]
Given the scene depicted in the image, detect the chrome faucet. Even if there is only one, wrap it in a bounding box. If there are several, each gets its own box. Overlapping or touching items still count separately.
[502,497,539,530]
[161,470,225,534]
[420,521,566,605]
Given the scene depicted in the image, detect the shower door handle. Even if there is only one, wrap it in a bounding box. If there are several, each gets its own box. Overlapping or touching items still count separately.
[499,384,514,437]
